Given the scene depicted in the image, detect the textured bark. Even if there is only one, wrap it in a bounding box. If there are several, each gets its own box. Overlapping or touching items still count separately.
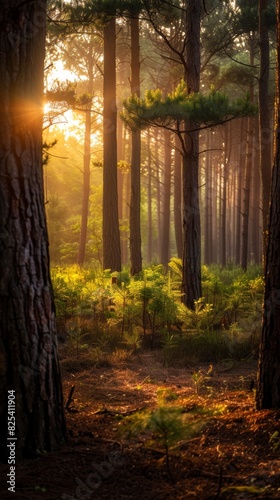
[241,38,255,271]
[77,123,91,266]
[259,0,272,264]
[235,118,246,265]
[212,133,218,264]
[182,138,202,308]
[181,0,202,309]
[251,127,261,265]
[174,134,183,259]
[0,0,66,459]
[256,0,280,409]
[103,17,121,271]
[204,130,213,265]
[241,116,254,271]
[130,15,142,275]
[161,129,172,268]
[147,130,153,263]
[154,131,162,259]
[77,42,94,266]
[117,118,129,266]
[221,126,230,268]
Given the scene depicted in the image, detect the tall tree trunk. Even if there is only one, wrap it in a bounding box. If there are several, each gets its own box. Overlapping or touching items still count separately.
[221,125,230,267]
[257,0,280,409]
[241,116,254,270]
[130,15,142,275]
[174,134,183,259]
[119,123,130,266]
[124,159,131,265]
[181,0,202,309]
[235,118,245,265]
[204,130,213,265]
[103,17,121,271]
[155,131,162,260]
[161,129,172,268]
[147,130,153,263]
[0,0,66,460]
[77,104,92,265]
[227,170,232,262]
[251,124,261,264]
[212,133,218,264]
[259,0,272,265]
[241,37,255,271]
[77,41,94,266]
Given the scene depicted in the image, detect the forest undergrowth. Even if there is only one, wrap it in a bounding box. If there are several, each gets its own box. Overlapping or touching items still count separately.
[52,260,263,369]
[3,262,279,500]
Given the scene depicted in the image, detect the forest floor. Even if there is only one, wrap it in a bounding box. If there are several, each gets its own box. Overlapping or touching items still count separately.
[2,350,280,499]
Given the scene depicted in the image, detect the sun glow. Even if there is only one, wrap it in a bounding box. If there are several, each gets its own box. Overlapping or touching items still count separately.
[46,59,78,87]
[44,57,102,147]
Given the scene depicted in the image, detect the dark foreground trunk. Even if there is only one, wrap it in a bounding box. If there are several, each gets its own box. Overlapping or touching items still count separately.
[0,0,66,459]
[257,0,280,409]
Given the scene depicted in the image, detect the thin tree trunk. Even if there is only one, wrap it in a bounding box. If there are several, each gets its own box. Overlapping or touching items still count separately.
[218,150,223,264]
[232,162,237,262]
[241,116,254,271]
[130,15,142,274]
[174,134,183,259]
[147,130,153,263]
[235,118,245,265]
[212,133,218,264]
[161,129,172,268]
[181,0,202,309]
[221,126,229,267]
[259,0,272,265]
[241,37,255,271]
[77,40,95,266]
[117,116,124,262]
[204,130,213,265]
[251,134,261,264]
[78,105,92,265]
[155,131,162,260]
[103,17,121,271]
[182,145,202,307]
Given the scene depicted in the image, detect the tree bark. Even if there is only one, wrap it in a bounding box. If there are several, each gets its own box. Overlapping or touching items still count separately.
[241,36,256,271]
[256,0,280,409]
[161,129,172,268]
[0,0,66,459]
[204,130,213,265]
[77,39,95,266]
[154,131,162,259]
[221,125,230,268]
[103,17,121,271]
[130,15,142,275]
[147,130,153,263]
[182,138,202,308]
[174,134,183,259]
[78,98,92,265]
[259,0,272,265]
[241,115,255,271]
[251,124,261,265]
[235,118,245,265]
[181,0,202,309]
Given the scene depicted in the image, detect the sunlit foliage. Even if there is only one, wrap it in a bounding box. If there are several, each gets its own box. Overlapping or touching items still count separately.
[121,81,257,131]
[53,262,263,364]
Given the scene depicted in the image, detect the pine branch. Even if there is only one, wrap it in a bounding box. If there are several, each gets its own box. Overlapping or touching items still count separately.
[121,81,257,135]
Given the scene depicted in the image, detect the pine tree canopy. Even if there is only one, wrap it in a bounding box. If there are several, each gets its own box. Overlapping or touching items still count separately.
[121,81,257,132]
